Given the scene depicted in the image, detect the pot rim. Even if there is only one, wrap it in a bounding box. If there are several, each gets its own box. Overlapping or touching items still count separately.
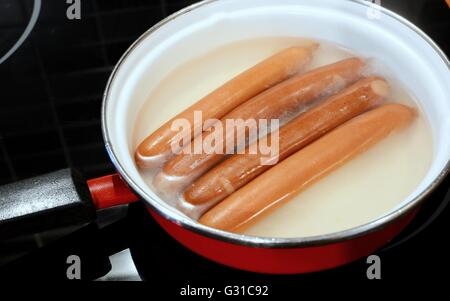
[101,0,450,249]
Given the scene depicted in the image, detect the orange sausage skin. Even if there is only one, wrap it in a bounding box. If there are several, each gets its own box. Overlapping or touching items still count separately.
[135,45,317,169]
[184,76,390,205]
[199,103,416,232]
[160,58,366,183]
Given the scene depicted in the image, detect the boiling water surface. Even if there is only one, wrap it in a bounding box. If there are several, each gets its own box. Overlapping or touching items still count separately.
[134,37,433,238]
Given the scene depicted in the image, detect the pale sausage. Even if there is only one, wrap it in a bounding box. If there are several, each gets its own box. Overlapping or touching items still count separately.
[199,103,416,231]
[185,76,390,205]
[135,45,318,169]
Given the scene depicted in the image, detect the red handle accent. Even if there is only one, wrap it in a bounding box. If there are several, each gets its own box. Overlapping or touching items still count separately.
[87,174,139,210]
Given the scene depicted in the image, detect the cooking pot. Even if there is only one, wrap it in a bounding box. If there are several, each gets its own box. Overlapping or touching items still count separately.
[1,0,449,274]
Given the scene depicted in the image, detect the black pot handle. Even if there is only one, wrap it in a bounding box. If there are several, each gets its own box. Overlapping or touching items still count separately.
[0,168,96,239]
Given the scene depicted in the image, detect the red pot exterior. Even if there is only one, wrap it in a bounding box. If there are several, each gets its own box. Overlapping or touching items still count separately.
[149,208,417,274]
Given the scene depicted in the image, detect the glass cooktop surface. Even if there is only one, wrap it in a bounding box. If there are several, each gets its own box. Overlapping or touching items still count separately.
[0,0,449,288]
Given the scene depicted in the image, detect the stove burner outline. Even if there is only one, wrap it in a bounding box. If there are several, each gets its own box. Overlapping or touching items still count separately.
[0,0,41,65]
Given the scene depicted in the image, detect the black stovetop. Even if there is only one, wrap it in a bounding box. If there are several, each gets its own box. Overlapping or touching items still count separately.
[0,0,449,288]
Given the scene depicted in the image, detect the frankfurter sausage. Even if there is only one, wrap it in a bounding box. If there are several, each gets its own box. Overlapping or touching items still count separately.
[135,45,318,169]
[155,58,366,192]
[199,103,416,231]
[184,76,390,205]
